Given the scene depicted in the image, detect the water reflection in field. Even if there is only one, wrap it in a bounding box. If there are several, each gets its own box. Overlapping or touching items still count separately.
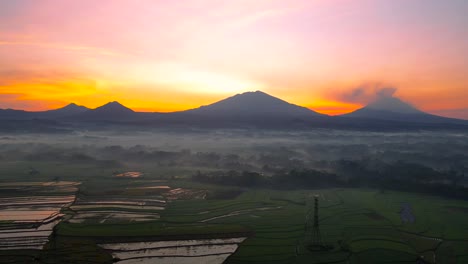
[100,237,247,264]
[0,181,79,250]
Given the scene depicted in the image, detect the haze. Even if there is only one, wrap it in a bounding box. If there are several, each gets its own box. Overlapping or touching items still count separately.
[1,2,468,263]
[1,0,468,118]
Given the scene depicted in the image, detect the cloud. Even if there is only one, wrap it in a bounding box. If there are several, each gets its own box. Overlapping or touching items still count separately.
[0,41,127,57]
[332,83,399,104]
[376,87,397,98]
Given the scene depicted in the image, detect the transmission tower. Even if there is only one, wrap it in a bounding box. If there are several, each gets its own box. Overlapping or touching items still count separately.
[305,195,331,251]
[311,195,322,246]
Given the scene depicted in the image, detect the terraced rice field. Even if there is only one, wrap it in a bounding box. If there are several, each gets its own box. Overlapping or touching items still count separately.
[0,181,79,251]
[100,237,247,264]
[115,172,144,178]
[1,178,467,263]
[69,197,165,224]
[67,180,205,224]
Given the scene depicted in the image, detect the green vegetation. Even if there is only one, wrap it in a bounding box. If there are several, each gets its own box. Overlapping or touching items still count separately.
[1,170,468,264]
[59,179,468,263]
[1,131,467,263]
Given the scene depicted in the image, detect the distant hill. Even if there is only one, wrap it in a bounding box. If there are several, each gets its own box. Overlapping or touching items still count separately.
[41,103,89,118]
[342,96,466,124]
[93,101,134,114]
[73,101,136,121]
[51,103,89,114]
[0,103,89,120]
[0,91,467,130]
[185,91,322,117]
[0,109,30,120]
[365,96,423,114]
[166,91,326,128]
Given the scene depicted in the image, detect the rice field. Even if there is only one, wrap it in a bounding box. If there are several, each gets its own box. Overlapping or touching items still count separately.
[68,197,165,224]
[0,181,79,251]
[0,177,467,263]
[100,237,247,264]
[115,172,144,178]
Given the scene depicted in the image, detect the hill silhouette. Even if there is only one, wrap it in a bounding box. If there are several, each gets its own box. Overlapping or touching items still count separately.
[73,101,135,121]
[0,91,467,130]
[342,95,465,124]
[186,91,323,117]
[41,103,89,118]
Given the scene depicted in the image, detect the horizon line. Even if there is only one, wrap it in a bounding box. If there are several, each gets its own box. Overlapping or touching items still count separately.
[1,90,466,120]
[1,90,358,116]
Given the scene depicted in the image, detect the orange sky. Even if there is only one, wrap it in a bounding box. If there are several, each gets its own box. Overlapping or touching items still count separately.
[1,0,467,118]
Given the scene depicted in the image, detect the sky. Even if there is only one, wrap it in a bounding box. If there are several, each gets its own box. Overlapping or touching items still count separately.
[0,0,467,118]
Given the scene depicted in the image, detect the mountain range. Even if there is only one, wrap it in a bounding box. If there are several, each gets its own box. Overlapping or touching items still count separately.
[343,95,466,124]
[1,91,467,131]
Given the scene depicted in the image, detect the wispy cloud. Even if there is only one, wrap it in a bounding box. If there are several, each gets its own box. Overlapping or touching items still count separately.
[330,83,400,104]
[0,0,467,112]
[0,41,129,57]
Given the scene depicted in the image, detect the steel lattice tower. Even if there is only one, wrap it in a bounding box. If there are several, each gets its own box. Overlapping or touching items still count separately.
[311,195,323,246]
[304,194,328,251]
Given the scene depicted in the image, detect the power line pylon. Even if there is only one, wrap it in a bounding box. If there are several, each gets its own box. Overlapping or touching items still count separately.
[305,195,332,251]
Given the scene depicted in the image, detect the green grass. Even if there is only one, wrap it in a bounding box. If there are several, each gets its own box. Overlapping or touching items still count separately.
[1,167,468,264]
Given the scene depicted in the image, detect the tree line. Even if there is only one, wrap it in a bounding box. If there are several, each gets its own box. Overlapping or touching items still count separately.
[192,160,468,200]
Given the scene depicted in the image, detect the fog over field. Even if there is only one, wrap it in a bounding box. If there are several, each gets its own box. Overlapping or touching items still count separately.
[1,129,467,188]
[2,0,468,262]
[1,128,468,263]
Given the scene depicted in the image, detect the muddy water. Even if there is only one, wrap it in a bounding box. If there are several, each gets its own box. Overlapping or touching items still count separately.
[100,237,246,264]
[71,204,165,210]
[69,212,160,224]
[71,194,167,224]
[130,186,171,190]
[0,181,79,251]
[0,210,58,221]
[101,238,246,250]
[116,172,143,178]
[0,219,62,250]
[117,254,232,264]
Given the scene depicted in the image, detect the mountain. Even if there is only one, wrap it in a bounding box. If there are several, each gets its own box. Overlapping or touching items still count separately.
[186,91,323,117]
[365,96,423,114]
[0,103,89,120]
[51,103,89,114]
[0,109,29,119]
[73,101,136,121]
[1,92,467,130]
[93,101,134,115]
[41,103,89,118]
[343,96,466,124]
[164,91,327,128]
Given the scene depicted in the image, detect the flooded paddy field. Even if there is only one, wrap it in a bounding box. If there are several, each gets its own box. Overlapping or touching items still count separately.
[100,237,247,264]
[67,178,206,225]
[56,176,468,263]
[1,176,468,263]
[69,196,166,224]
[115,172,144,178]
[0,181,79,252]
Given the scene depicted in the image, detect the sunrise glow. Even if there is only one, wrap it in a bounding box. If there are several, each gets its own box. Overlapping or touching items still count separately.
[1,0,467,117]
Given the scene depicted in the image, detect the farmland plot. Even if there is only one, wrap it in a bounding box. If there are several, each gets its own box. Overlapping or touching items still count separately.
[0,181,79,250]
[100,237,247,264]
